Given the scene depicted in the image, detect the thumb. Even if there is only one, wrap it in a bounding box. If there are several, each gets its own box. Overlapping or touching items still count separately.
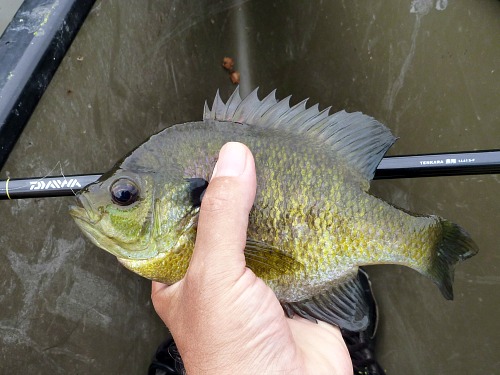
[187,142,256,283]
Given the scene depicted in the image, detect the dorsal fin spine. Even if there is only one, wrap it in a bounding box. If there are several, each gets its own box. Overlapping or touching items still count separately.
[211,90,224,120]
[302,107,331,132]
[222,86,242,121]
[233,88,261,123]
[289,103,320,126]
[203,101,210,120]
[246,89,278,124]
[258,95,292,126]
[272,99,309,129]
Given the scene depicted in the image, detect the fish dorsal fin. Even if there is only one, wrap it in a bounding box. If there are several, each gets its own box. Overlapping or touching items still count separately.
[203,88,396,181]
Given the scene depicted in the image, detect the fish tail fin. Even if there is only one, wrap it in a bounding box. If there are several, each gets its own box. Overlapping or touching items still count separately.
[427,219,478,300]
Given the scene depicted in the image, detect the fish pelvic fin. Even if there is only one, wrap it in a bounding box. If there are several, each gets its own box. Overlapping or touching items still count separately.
[204,87,397,182]
[427,219,479,300]
[282,270,371,332]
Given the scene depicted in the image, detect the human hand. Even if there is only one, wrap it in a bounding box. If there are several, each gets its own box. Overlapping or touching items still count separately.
[151,142,353,375]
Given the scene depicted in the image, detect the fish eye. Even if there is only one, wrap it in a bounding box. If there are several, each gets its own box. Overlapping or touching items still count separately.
[110,178,140,206]
[186,178,208,208]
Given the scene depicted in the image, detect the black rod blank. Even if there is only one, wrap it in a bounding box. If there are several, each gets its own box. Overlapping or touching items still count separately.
[0,174,101,200]
[1,150,499,200]
[374,149,500,179]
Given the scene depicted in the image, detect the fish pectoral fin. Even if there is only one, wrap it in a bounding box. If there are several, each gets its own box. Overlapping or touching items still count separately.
[281,270,371,332]
[244,238,303,279]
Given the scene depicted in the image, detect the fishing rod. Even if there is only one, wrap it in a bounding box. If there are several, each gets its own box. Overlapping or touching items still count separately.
[1,149,499,200]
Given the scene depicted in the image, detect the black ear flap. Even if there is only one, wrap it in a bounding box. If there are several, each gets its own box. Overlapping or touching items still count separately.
[186,178,208,207]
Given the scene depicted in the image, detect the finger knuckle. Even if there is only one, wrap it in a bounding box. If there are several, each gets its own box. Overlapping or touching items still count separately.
[201,178,237,213]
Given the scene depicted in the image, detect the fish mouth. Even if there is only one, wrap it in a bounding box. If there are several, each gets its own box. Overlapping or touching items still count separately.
[69,199,126,258]
[69,195,105,247]
[69,194,101,225]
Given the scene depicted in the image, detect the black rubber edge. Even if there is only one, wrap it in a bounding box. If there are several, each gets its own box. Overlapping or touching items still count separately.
[0,0,96,171]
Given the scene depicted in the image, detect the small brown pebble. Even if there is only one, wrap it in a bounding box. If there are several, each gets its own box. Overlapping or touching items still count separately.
[230,71,240,84]
[222,57,235,71]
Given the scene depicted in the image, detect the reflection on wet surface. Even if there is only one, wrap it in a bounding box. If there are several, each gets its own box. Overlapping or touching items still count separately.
[0,0,498,373]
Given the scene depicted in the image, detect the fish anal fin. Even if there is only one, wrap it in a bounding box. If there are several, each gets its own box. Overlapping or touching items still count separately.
[282,270,370,332]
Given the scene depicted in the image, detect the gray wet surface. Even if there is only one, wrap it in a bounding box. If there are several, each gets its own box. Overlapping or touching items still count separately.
[0,0,23,35]
[0,0,499,373]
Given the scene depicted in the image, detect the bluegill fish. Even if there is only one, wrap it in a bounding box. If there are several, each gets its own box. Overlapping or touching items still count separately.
[69,88,478,331]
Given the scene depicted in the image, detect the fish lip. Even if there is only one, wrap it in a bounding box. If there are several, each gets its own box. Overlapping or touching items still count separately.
[69,194,102,225]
